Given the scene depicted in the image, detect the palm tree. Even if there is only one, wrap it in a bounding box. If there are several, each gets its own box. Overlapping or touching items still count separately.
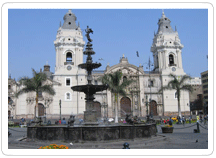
[15,69,55,119]
[100,71,134,123]
[159,74,193,117]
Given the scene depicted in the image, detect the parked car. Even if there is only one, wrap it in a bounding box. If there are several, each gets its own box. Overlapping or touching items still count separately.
[108,118,114,122]
[171,117,177,121]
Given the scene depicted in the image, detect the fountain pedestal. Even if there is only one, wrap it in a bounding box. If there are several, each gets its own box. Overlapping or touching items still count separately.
[84,110,98,125]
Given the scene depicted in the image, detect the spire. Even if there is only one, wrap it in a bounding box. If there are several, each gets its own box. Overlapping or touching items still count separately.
[59,21,61,27]
[175,26,177,31]
[162,9,165,18]
[62,9,77,29]
[9,74,11,79]
[157,11,174,34]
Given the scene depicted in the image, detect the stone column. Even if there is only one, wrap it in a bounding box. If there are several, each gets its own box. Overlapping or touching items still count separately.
[158,51,162,70]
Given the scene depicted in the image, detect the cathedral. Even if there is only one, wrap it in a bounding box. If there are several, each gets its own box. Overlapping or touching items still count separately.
[8,10,190,120]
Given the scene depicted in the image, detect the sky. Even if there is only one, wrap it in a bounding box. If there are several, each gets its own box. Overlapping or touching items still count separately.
[8,9,208,80]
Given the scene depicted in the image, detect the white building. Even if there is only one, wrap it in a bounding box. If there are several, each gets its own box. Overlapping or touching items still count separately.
[8,10,191,119]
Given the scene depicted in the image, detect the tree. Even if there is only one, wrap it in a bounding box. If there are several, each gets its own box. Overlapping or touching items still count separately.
[159,74,193,117]
[100,71,134,123]
[15,69,55,119]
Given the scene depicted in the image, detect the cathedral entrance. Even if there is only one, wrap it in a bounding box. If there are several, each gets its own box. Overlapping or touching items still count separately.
[93,101,101,118]
[150,100,158,116]
[38,103,45,116]
[120,97,131,117]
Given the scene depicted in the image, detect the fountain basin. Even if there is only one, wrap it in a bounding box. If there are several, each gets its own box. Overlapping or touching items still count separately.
[27,124,156,141]
[71,85,108,95]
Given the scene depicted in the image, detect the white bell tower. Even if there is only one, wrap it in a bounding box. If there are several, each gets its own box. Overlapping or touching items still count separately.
[151,11,190,116]
[151,11,185,76]
[54,9,85,74]
[52,10,86,116]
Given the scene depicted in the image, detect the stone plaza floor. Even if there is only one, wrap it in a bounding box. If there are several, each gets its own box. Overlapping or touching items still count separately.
[8,122,208,149]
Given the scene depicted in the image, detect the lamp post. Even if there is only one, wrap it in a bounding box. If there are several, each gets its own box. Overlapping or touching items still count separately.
[59,99,62,120]
[147,57,154,118]
[145,95,148,116]
[44,98,53,123]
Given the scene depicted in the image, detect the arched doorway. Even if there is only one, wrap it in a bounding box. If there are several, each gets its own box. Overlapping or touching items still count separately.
[93,101,101,118]
[120,97,131,117]
[149,100,158,116]
[38,103,45,116]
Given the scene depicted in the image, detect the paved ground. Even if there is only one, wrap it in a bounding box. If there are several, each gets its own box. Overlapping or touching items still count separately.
[8,122,208,149]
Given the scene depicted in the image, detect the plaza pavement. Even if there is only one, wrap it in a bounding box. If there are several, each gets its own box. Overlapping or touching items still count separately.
[8,122,208,149]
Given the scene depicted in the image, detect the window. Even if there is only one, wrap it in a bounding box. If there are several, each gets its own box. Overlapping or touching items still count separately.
[8,85,11,89]
[204,96,208,99]
[169,54,174,66]
[203,85,208,89]
[66,93,70,99]
[148,80,154,87]
[123,76,127,82]
[202,74,208,78]
[202,79,208,83]
[204,90,208,94]
[66,52,72,62]
[65,78,71,86]
[65,92,72,101]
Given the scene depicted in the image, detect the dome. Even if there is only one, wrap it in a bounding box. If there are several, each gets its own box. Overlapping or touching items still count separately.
[62,9,77,29]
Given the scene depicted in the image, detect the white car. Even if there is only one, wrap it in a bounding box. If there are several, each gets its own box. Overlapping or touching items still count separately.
[108,118,114,122]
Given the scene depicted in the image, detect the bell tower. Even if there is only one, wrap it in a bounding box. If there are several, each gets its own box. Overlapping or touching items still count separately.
[54,9,85,75]
[151,11,185,75]
[52,10,86,116]
[151,11,190,116]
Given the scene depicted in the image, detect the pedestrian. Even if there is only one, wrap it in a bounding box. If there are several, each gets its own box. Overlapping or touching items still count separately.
[182,116,185,126]
[196,115,200,123]
[169,117,173,126]
[59,119,61,124]
[200,115,203,123]
[189,116,191,124]
[61,118,66,124]
[160,118,163,124]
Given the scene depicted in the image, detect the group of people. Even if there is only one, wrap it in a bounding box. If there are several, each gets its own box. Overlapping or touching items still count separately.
[55,118,67,124]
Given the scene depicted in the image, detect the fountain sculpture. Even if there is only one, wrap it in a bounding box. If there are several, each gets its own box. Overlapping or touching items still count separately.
[71,26,108,125]
[27,26,156,142]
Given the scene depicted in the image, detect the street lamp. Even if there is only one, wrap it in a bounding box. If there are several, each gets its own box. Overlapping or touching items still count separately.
[44,98,53,123]
[147,57,154,118]
[59,99,62,120]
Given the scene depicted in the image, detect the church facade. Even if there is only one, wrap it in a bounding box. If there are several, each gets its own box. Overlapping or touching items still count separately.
[8,10,190,120]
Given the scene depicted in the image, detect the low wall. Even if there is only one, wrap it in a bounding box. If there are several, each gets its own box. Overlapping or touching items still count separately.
[27,124,156,141]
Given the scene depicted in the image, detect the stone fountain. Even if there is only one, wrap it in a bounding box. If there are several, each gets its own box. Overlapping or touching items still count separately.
[71,26,108,125]
[27,26,156,142]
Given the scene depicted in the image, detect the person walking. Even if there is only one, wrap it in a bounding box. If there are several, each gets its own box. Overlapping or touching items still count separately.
[189,116,192,124]
[182,116,185,126]
[196,115,200,123]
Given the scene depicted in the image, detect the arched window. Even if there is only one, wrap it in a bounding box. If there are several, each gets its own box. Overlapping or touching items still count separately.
[66,93,70,99]
[123,76,127,82]
[66,52,72,62]
[169,54,174,66]
[65,92,71,101]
